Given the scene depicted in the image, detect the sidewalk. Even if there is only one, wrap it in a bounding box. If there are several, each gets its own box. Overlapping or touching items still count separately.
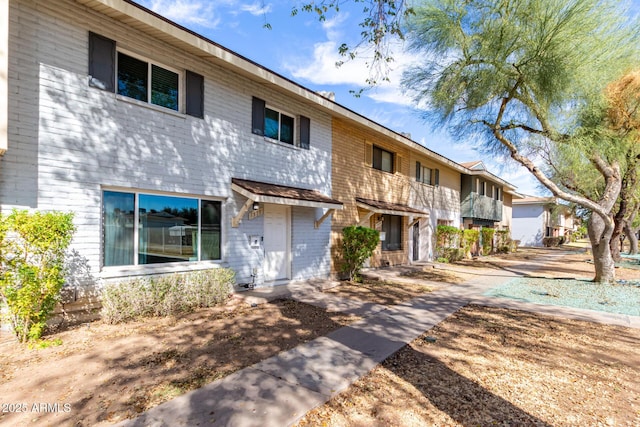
[116,253,640,427]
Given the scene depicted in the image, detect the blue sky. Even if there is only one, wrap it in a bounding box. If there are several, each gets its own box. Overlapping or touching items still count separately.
[135,0,640,196]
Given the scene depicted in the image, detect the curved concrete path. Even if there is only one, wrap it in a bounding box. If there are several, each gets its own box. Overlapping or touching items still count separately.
[115,251,639,427]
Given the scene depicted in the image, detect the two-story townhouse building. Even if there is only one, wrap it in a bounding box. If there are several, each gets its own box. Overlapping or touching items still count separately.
[330,131,520,273]
[0,0,350,318]
[331,117,473,272]
[512,196,577,246]
[0,0,524,322]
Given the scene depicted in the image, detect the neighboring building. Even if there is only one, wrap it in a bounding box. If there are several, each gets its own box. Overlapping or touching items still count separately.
[330,116,466,273]
[512,196,576,246]
[459,161,521,230]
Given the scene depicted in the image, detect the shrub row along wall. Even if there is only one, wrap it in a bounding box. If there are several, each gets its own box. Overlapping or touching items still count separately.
[101,269,235,324]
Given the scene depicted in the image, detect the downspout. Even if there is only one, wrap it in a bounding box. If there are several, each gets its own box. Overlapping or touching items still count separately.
[0,0,8,156]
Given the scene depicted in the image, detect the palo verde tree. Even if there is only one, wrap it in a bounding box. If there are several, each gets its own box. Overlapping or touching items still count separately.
[545,70,640,262]
[401,0,640,283]
[604,71,640,260]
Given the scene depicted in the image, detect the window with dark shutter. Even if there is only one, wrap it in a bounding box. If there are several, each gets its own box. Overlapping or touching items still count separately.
[185,70,204,118]
[299,116,310,149]
[434,169,440,186]
[252,97,266,136]
[88,32,115,92]
[416,161,421,181]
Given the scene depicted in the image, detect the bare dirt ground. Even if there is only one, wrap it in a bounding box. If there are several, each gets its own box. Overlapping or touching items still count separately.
[296,304,640,427]
[0,299,358,426]
[323,279,433,305]
[1,246,638,426]
[296,247,640,427]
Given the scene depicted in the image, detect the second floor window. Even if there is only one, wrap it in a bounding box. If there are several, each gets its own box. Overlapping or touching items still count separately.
[251,97,310,149]
[416,164,432,185]
[373,146,394,173]
[264,107,294,144]
[117,52,180,111]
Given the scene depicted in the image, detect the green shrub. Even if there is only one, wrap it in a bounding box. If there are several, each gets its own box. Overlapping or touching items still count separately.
[101,268,235,324]
[340,226,380,282]
[436,225,461,260]
[480,228,495,255]
[462,229,479,257]
[0,210,76,342]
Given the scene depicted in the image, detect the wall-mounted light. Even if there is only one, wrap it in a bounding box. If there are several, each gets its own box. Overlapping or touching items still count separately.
[252,201,260,210]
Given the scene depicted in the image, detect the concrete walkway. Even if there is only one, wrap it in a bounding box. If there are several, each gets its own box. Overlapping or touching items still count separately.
[116,252,640,427]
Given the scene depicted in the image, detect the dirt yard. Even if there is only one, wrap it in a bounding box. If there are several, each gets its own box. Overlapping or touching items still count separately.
[296,247,640,426]
[296,304,640,426]
[1,246,638,426]
[0,299,358,426]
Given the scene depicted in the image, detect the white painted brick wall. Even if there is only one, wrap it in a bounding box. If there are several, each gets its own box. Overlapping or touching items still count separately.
[1,0,334,292]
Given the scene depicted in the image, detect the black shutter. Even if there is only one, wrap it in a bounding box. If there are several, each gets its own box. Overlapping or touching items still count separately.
[185,70,204,118]
[416,161,421,182]
[299,115,310,149]
[434,169,440,186]
[251,97,265,135]
[88,32,115,92]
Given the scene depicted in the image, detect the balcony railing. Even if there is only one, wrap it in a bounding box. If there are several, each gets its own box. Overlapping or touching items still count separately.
[461,193,503,221]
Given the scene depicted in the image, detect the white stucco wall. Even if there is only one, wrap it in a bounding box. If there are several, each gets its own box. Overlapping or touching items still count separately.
[512,204,545,246]
[1,0,334,293]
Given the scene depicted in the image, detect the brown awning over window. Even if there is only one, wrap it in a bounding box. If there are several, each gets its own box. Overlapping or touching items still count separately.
[355,197,429,217]
[232,178,343,210]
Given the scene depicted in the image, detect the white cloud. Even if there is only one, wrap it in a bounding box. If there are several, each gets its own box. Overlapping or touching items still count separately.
[284,14,419,108]
[240,2,273,16]
[142,0,222,28]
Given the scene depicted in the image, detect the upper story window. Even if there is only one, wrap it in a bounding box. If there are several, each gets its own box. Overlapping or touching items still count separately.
[373,146,394,173]
[264,106,295,144]
[416,161,439,186]
[480,181,487,196]
[418,165,432,184]
[88,32,204,118]
[117,51,180,111]
[416,162,440,186]
[252,97,310,149]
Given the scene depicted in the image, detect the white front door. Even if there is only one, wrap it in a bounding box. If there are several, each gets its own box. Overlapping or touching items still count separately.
[263,204,290,281]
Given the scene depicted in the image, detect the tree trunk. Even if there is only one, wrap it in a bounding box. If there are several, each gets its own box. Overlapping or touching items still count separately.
[610,229,622,262]
[625,223,639,255]
[588,213,616,284]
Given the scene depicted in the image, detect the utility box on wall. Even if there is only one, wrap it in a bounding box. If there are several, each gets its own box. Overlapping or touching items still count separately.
[249,235,261,249]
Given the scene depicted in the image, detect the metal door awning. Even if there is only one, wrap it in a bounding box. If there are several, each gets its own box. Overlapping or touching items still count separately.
[231,178,343,227]
[355,197,429,227]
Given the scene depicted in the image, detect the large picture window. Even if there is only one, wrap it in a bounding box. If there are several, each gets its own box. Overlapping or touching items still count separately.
[117,51,180,111]
[103,190,221,267]
[381,214,402,251]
